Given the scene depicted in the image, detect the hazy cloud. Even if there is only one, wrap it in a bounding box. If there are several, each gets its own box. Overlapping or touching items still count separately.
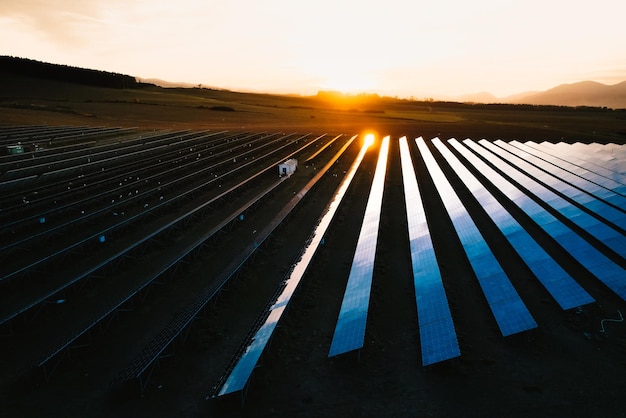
[3,0,625,97]
[0,0,126,46]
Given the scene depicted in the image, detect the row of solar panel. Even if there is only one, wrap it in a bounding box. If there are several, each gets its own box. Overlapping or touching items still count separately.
[112,135,352,396]
[214,135,361,396]
[208,135,625,399]
[0,125,130,148]
[1,130,334,383]
[540,142,626,177]
[329,136,391,357]
[0,132,297,261]
[329,136,624,370]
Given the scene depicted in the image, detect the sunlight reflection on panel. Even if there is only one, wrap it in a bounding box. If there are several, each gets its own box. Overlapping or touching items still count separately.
[496,140,626,211]
[438,138,593,309]
[417,137,537,337]
[479,140,626,258]
[399,136,460,365]
[329,136,390,357]
[517,141,626,196]
[461,139,626,301]
[216,135,365,397]
[556,143,626,177]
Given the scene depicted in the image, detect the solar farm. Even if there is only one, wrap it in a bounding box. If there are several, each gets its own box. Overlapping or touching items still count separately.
[1,123,625,417]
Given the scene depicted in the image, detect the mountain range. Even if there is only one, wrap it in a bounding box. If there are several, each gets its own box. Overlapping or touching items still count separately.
[458,80,626,109]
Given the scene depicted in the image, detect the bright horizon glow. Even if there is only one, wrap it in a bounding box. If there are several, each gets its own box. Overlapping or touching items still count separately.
[2,0,626,99]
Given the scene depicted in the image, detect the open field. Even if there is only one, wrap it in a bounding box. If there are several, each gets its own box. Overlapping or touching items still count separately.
[2,73,626,142]
[1,77,625,418]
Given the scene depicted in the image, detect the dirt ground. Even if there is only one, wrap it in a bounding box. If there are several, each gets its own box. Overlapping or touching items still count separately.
[2,131,626,418]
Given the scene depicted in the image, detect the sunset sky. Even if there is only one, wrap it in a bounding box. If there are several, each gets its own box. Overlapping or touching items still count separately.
[2,0,625,99]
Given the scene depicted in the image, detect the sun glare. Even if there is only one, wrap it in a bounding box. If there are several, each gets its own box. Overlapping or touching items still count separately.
[364,133,375,148]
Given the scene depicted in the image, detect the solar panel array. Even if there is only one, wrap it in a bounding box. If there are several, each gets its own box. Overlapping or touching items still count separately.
[477,140,626,257]
[325,135,622,368]
[416,137,538,337]
[0,125,347,386]
[399,137,460,365]
[214,136,362,397]
[493,140,626,225]
[511,141,626,199]
[536,141,626,180]
[3,125,625,400]
[217,305,286,396]
[459,139,626,300]
[435,139,594,309]
[329,136,390,357]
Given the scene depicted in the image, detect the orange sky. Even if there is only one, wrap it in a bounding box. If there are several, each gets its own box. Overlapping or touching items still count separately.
[2,0,626,99]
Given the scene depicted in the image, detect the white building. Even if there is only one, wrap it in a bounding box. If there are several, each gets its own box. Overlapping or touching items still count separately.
[278,158,297,177]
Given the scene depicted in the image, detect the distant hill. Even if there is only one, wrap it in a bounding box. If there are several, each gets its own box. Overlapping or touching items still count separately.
[0,56,143,89]
[509,80,626,109]
[456,91,498,104]
[500,90,541,103]
[454,80,626,109]
[137,77,201,89]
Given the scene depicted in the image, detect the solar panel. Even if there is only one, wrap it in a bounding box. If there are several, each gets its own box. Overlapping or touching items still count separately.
[416,137,537,337]
[565,143,626,174]
[437,139,594,309]
[541,142,626,180]
[399,137,460,365]
[214,135,363,397]
[461,139,626,301]
[532,141,626,188]
[497,139,626,212]
[478,140,626,258]
[329,136,390,357]
[519,141,626,195]
[218,306,286,396]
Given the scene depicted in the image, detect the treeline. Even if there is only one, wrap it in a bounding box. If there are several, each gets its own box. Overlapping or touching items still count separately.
[402,99,624,113]
[458,102,619,112]
[315,89,623,113]
[0,56,146,89]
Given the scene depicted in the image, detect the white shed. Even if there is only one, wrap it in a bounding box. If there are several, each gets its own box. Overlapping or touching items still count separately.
[278,159,297,177]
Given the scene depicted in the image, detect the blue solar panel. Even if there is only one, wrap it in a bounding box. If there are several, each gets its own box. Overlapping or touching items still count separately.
[478,140,626,258]
[416,137,537,337]
[439,139,594,309]
[497,140,626,212]
[564,143,626,175]
[519,141,626,196]
[462,139,626,301]
[537,142,626,183]
[329,136,390,357]
[218,306,285,396]
[399,137,460,365]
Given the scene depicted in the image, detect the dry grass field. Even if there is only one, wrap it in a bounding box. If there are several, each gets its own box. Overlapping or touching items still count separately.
[1,75,625,418]
[2,73,626,142]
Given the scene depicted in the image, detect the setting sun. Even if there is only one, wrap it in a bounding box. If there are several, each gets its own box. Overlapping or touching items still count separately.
[320,72,378,95]
[2,0,625,99]
[363,133,376,148]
